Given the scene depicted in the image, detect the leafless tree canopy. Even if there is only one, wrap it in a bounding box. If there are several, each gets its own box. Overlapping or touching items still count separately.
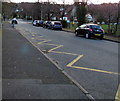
[87,3,118,23]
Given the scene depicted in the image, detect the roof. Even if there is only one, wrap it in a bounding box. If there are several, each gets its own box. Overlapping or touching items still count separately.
[84,23,98,26]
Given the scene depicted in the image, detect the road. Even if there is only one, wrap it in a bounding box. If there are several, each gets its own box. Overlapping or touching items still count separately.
[15,19,119,100]
[3,23,89,100]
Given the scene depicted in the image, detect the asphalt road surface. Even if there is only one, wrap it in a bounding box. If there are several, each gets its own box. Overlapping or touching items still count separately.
[2,23,88,100]
[4,19,119,100]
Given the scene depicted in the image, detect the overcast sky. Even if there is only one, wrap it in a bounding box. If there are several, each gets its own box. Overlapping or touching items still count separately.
[10,0,120,4]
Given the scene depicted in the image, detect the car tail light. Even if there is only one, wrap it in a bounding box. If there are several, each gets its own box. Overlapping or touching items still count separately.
[89,29,93,31]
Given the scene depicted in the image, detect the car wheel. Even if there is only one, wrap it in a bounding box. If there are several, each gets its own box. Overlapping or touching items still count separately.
[85,32,91,39]
[75,31,79,36]
[85,33,89,39]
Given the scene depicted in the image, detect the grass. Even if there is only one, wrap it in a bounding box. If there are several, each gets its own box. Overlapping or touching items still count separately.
[100,24,108,32]
[116,25,120,36]
[66,23,78,31]
[100,24,120,36]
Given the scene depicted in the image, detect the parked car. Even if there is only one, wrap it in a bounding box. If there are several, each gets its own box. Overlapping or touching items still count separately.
[43,21,47,28]
[43,21,51,28]
[75,24,104,39]
[49,21,62,30]
[33,20,39,26]
[39,20,44,27]
[33,20,43,26]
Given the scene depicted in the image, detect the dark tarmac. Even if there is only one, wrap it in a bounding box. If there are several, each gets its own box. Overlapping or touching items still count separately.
[2,23,88,100]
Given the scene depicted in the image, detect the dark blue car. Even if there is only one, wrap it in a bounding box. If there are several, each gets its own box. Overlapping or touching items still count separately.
[50,21,62,30]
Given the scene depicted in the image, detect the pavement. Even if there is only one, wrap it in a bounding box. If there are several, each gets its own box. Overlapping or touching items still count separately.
[2,23,89,100]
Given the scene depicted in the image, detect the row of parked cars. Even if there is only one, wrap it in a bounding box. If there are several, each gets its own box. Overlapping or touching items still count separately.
[32,20,105,40]
[33,20,62,30]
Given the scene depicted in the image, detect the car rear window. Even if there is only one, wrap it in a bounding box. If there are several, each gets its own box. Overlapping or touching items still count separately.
[80,25,86,28]
[90,25,101,29]
[47,22,51,24]
[54,22,61,25]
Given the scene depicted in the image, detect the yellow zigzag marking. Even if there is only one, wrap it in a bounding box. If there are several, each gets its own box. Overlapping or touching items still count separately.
[34,36,120,76]
[37,40,52,44]
[66,55,120,76]
[37,38,52,45]
[48,45,63,52]
[115,84,120,101]
[31,34,120,100]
